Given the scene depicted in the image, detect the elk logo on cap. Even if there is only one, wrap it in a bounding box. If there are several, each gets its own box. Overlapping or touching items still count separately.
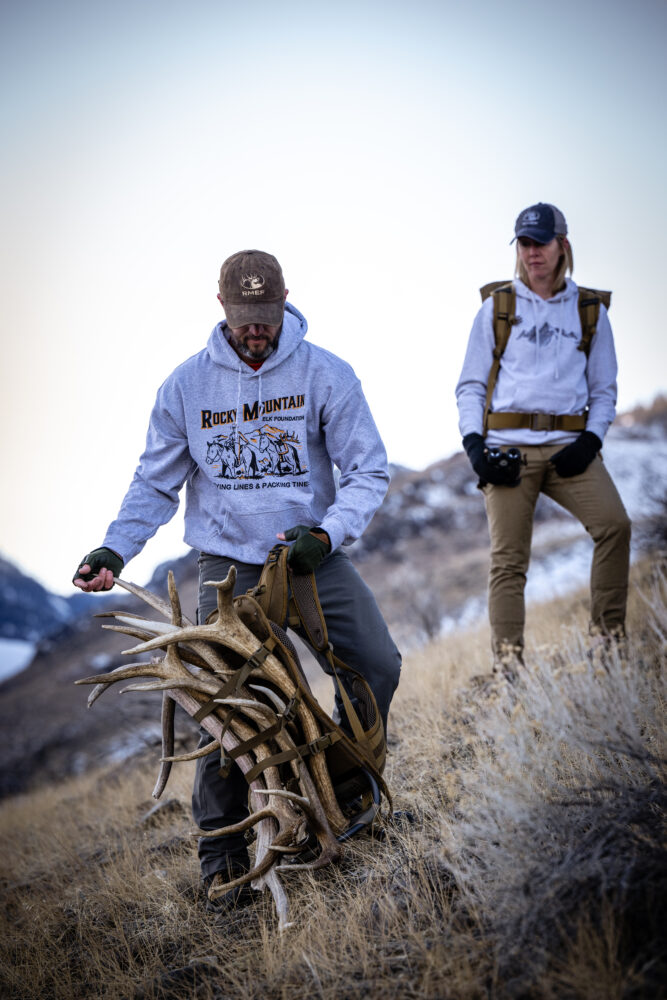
[241,273,266,291]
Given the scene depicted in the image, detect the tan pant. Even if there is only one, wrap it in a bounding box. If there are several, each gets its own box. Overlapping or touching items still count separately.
[483,445,631,655]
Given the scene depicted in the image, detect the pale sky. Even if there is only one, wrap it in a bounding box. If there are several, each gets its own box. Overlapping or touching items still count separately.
[1,0,666,595]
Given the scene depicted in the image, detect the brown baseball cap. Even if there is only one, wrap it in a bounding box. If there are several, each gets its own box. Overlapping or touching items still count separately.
[218,249,286,327]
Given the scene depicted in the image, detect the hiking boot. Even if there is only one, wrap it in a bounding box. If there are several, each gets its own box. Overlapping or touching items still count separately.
[493,642,524,684]
[586,628,628,670]
[201,856,254,913]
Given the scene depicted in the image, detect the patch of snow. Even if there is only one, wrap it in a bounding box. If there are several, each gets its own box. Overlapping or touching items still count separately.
[603,437,667,520]
[525,539,593,604]
[90,653,114,670]
[421,483,456,507]
[440,595,487,634]
[107,724,162,763]
[0,639,36,683]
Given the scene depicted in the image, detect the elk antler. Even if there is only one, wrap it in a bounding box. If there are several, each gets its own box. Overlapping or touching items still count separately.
[74,569,358,931]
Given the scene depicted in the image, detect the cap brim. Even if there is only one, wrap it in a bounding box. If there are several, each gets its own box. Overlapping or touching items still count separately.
[223,300,285,328]
[511,228,556,245]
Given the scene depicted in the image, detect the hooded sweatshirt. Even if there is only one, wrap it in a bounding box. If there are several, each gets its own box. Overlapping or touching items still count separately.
[455,277,618,447]
[103,303,389,565]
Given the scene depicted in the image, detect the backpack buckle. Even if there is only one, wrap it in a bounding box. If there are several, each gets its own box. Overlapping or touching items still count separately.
[307,733,333,756]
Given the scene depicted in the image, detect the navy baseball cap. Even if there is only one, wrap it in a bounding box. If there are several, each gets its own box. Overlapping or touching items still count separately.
[512,203,568,244]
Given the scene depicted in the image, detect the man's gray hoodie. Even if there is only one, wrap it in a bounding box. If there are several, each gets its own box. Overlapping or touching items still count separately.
[103,303,389,565]
[456,277,618,447]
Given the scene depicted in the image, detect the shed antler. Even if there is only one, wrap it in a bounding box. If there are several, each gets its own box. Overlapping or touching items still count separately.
[75,569,380,930]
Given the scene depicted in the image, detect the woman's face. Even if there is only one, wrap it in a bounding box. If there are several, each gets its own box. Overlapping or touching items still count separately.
[516,236,563,286]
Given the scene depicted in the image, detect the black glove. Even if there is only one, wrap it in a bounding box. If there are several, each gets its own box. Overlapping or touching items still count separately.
[462,433,521,487]
[283,525,331,574]
[73,547,124,583]
[549,431,601,478]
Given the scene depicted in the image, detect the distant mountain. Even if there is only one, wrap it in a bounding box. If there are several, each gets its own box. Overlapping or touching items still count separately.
[0,556,91,642]
[0,396,665,799]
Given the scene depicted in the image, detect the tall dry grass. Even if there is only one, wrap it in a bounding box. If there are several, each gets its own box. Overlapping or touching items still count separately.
[0,557,664,999]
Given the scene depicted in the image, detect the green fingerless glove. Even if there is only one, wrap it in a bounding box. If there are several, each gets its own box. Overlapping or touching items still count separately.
[74,547,124,583]
[283,525,331,574]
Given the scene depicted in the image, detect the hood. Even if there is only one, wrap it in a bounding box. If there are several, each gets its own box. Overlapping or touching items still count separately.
[205,301,308,375]
[513,276,578,306]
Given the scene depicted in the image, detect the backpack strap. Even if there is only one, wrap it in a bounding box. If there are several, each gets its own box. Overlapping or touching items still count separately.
[288,564,385,772]
[235,590,390,801]
[249,545,386,776]
[250,544,296,629]
[577,287,611,356]
[479,281,517,435]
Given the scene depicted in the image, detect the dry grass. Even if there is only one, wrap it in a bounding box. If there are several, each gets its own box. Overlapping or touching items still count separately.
[1,557,665,1000]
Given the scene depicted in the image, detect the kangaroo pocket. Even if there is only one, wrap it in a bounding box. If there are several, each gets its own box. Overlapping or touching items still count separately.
[209,503,316,564]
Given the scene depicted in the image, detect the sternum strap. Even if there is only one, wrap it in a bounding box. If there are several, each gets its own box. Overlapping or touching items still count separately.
[192,636,276,724]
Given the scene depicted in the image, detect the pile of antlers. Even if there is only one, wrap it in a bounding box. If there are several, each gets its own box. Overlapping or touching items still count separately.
[75,570,379,930]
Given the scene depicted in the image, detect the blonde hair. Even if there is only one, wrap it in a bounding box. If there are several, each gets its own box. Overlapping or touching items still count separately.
[515,237,574,294]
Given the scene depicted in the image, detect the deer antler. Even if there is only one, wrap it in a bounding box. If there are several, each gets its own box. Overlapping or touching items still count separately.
[74,569,354,930]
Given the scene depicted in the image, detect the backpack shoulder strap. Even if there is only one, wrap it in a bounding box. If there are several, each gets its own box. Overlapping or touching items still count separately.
[249,544,291,628]
[250,545,386,777]
[479,281,517,434]
[577,286,612,356]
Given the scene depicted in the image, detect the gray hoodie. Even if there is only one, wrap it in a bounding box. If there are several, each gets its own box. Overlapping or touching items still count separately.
[456,277,618,447]
[103,303,389,565]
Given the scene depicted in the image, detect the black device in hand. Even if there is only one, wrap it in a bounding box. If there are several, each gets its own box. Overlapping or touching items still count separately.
[486,447,523,476]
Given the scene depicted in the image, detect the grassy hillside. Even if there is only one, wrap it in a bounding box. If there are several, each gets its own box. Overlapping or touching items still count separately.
[1,557,665,1000]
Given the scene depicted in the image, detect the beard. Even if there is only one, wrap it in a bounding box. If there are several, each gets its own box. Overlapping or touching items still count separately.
[227,327,281,361]
[235,338,275,360]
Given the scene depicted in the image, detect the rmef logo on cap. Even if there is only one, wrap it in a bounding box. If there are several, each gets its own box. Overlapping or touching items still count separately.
[241,273,266,297]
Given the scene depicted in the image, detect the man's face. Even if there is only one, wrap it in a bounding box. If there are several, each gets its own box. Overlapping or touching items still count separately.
[226,321,282,360]
[218,288,288,361]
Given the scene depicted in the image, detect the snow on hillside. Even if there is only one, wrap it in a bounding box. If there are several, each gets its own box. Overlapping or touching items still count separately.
[0,639,37,683]
[496,424,667,609]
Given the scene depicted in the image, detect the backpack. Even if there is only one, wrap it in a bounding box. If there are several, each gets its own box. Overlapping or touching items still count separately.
[478,281,612,435]
[235,544,390,821]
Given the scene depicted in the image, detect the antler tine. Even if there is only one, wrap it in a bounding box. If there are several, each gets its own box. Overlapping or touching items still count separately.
[94,610,145,620]
[106,616,180,635]
[208,825,297,898]
[197,806,280,839]
[161,740,221,764]
[202,568,237,615]
[113,576,195,626]
[75,660,172,689]
[167,570,182,626]
[152,692,175,799]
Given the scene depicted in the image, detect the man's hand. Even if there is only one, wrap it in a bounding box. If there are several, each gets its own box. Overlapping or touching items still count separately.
[73,547,124,592]
[277,525,331,574]
[549,431,601,478]
[462,433,521,487]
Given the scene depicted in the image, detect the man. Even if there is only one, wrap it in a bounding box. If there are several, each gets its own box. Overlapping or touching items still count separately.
[74,249,401,905]
[456,204,630,673]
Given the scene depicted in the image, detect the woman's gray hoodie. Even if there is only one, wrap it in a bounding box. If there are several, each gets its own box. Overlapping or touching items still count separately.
[103,303,389,566]
[456,277,618,447]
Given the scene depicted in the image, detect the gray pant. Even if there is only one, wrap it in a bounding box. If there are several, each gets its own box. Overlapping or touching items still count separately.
[192,548,401,877]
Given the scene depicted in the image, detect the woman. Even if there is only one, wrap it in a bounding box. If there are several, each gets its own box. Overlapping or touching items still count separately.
[455,202,630,671]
